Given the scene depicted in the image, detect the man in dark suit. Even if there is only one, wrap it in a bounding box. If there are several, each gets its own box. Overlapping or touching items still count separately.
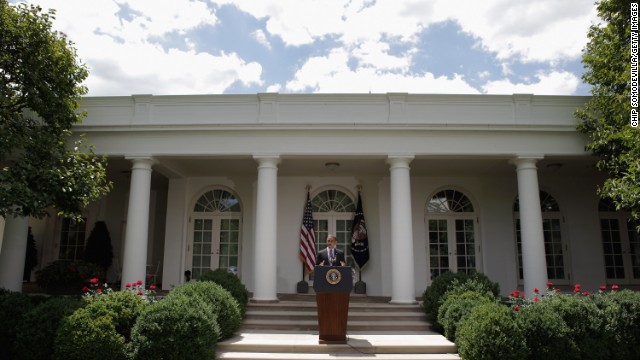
[316,234,346,266]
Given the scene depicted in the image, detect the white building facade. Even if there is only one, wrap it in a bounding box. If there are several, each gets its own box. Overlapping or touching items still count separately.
[3,93,639,301]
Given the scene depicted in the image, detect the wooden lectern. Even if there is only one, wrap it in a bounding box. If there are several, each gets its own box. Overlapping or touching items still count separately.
[313,266,353,344]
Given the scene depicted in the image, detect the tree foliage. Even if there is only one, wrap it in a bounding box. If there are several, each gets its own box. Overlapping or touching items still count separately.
[0,1,111,220]
[576,0,639,221]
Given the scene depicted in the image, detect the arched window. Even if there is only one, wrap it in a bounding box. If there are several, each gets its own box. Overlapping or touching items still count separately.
[189,189,242,279]
[194,189,241,212]
[598,198,640,284]
[425,189,478,279]
[514,191,568,283]
[311,189,356,268]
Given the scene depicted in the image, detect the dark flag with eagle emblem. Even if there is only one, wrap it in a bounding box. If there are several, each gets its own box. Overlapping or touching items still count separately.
[350,191,370,269]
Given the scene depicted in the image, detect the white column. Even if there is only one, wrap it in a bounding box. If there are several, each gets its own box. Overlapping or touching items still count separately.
[513,156,548,295]
[121,157,154,290]
[252,155,280,302]
[387,155,416,304]
[0,215,29,292]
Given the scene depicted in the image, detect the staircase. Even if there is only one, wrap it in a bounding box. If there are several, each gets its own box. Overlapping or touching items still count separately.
[216,294,460,360]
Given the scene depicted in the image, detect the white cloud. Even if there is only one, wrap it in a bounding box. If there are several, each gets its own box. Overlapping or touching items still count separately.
[24,0,262,95]
[252,29,272,50]
[215,0,597,63]
[352,41,410,71]
[17,0,595,95]
[481,71,580,95]
[286,48,479,94]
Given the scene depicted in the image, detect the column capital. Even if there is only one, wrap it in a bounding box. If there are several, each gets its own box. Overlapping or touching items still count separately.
[510,155,544,170]
[386,154,414,168]
[125,156,156,170]
[253,154,281,167]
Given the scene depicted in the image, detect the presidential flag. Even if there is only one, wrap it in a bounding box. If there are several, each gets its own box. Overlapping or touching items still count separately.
[350,192,370,269]
[299,192,317,273]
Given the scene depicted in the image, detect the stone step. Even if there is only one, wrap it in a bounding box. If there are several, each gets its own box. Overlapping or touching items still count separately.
[245,310,426,322]
[218,295,459,360]
[247,300,425,313]
[217,331,459,360]
[241,319,431,331]
[242,299,429,332]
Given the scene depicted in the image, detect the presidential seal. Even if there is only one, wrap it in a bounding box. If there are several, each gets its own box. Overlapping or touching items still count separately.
[326,268,342,285]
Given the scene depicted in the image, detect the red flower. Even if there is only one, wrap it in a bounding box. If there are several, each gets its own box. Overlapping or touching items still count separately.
[546,281,553,288]
[136,279,143,286]
[573,284,581,293]
[533,287,539,293]
[521,293,526,298]
[534,297,539,303]
[612,284,619,290]
[599,285,607,291]
[96,288,102,294]
[137,291,143,295]
[125,283,131,288]
[82,286,90,293]
[149,285,156,290]
[582,291,590,296]
[89,277,99,284]
[514,305,520,312]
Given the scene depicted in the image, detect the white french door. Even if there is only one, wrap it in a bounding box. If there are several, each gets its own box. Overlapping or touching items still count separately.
[188,215,241,279]
[426,216,478,279]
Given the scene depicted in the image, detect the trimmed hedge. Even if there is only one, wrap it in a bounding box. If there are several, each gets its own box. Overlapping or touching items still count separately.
[600,290,640,359]
[516,300,575,360]
[14,297,85,360]
[456,302,527,360]
[53,290,146,360]
[421,271,499,332]
[451,287,640,360]
[166,280,241,340]
[0,291,35,360]
[128,295,220,360]
[539,294,608,360]
[438,290,495,342]
[199,268,249,316]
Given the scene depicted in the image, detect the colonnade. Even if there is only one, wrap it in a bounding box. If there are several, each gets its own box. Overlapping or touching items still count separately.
[0,155,547,299]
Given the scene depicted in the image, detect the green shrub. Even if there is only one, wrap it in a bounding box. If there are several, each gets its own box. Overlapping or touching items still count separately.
[199,268,249,316]
[600,290,640,360]
[129,296,220,360]
[456,302,527,360]
[14,297,85,360]
[53,310,126,360]
[53,291,146,360]
[438,291,495,342]
[541,295,607,360]
[36,260,105,294]
[516,301,576,360]
[167,280,241,340]
[0,291,35,360]
[421,271,499,332]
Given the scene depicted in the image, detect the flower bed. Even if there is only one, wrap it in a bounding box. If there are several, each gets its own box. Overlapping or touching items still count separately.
[439,282,640,360]
[1,275,248,360]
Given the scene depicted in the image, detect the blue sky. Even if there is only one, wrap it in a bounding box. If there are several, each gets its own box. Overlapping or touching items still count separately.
[16,0,599,96]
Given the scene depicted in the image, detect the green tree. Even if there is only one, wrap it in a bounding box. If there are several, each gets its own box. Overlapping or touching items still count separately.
[0,1,111,220]
[576,0,639,222]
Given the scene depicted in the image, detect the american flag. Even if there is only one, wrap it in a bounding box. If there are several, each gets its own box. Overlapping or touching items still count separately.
[299,192,317,273]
